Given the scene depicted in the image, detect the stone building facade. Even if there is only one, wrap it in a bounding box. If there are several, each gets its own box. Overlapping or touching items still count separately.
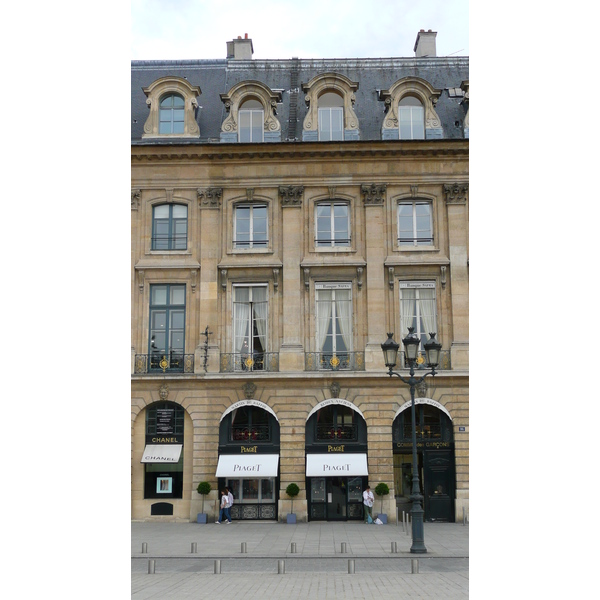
[131,33,469,523]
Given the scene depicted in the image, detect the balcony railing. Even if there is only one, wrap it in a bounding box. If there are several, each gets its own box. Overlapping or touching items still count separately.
[305,352,365,371]
[220,352,279,373]
[316,424,357,441]
[231,425,270,442]
[134,353,194,374]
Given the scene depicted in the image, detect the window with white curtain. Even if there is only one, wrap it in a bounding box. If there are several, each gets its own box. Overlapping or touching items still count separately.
[316,283,352,363]
[318,92,344,141]
[398,96,425,140]
[239,98,264,143]
[399,282,437,350]
[233,285,268,371]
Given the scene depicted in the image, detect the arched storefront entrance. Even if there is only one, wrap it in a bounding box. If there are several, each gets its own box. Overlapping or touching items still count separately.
[216,399,280,520]
[393,399,456,522]
[305,399,368,521]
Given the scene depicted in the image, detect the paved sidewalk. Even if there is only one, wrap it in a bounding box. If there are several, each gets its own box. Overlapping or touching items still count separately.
[132,521,468,599]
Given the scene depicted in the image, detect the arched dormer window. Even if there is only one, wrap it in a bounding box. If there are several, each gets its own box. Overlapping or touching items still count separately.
[318,92,344,141]
[238,98,264,143]
[142,76,201,139]
[379,77,442,140]
[398,96,425,140]
[302,73,360,142]
[220,81,282,143]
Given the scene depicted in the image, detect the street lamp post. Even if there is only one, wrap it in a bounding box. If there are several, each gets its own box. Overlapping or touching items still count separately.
[381,327,442,554]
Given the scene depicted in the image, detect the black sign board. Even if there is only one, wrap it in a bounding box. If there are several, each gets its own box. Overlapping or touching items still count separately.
[156,408,175,435]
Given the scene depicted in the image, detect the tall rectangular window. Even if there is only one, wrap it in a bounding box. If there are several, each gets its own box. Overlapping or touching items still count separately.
[149,284,186,371]
[398,97,425,140]
[318,107,343,141]
[398,201,432,246]
[234,204,268,248]
[233,285,268,371]
[316,283,352,367]
[239,109,264,142]
[152,204,188,250]
[315,202,350,247]
[399,282,437,350]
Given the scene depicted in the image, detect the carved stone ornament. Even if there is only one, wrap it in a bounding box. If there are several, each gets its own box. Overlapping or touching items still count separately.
[220,81,282,134]
[379,77,442,131]
[243,382,257,399]
[329,382,341,398]
[131,189,141,210]
[416,381,428,399]
[198,188,223,208]
[443,183,468,204]
[279,185,304,207]
[361,184,386,205]
[159,383,169,401]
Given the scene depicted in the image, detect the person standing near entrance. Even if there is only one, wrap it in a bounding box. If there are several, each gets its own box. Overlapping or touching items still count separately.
[363,485,374,524]
[225,486,233,523]
[216,490,230,524]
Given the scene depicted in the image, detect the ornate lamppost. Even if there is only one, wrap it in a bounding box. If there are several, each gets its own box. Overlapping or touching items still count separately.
[381,327,442,554]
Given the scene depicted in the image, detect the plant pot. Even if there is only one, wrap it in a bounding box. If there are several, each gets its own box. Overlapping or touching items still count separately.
[197,513,208,524]
[286,513,297,524]
[376,514,387,524]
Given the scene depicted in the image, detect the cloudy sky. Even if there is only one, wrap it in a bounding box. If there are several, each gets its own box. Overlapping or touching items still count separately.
[131,0,469,60]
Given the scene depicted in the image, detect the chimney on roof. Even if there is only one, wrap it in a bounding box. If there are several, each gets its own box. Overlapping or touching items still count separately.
[414,29,437,57]
[226,35,254,60]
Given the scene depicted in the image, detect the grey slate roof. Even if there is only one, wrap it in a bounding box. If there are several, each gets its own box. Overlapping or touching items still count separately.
[131,56,469,144]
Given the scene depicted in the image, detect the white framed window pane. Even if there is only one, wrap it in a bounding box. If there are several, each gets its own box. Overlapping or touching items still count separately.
[251,110,263,142]
[331,107,343,140]
[318,108,331,140]
[172,121,184,134]
[172,204,187,218]
[412,107,425,139]
[172,95,184,107]
[170,310,185,330]
[151,286,167,305]
[151,311,167,331]
[399,107,413,139]
[154,205,169,218]
[170,286,185,305]
[239,111,251,143]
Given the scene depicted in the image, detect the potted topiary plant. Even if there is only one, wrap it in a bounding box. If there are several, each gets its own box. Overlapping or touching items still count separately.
[196,481,212,524]
[374,482,390,524]
[285,483,300,524]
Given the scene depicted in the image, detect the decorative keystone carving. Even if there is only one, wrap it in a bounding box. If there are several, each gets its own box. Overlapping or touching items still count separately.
[410,185,419,198]
[361,184,386,205]
[159,383,169,401]
[246,188,255,202]
[131,189,141,210]
[443,183,468,204]
[279,185,304,207]
[329,382,341,398]
[243,382,257,399]
[416,381,428,399]
[198,187,223,208]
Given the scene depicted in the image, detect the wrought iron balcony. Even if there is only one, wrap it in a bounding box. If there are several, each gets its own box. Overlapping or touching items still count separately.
[305,352,365,371]
[316,424,358,441]
[231,425,270,442]
[134,353,194,374]
[220,352,279,373]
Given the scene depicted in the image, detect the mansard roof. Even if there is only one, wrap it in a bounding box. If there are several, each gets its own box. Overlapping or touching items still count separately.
[131,56,469,144]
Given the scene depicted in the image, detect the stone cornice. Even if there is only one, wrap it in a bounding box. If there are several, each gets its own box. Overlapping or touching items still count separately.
[132,140,468,163]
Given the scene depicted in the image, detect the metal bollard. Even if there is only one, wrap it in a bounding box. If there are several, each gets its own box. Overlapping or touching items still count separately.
[391,541,397,553]
[214,559,221,574]
[142,542,148,553]
[148,559,155,574]
[348,559,355,574]
[291,542,297,553]
[241,542,247,553]
[411,559,419,574]
[191,542,197,553]
[341,542,347,553]
[278,559,285,574]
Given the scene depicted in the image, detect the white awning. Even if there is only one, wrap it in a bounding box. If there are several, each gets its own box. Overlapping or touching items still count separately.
[141,444,183,463]
[306,453,368,477]
[216,454,279,478]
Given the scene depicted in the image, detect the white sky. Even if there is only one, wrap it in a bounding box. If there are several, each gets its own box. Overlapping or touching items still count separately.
[131,0,469,60]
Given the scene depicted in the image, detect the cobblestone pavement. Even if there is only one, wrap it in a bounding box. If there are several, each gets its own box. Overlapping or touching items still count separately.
[131,521,468,599]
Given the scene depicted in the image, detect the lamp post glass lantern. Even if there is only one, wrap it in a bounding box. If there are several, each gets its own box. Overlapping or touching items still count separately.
[381,328,441,554]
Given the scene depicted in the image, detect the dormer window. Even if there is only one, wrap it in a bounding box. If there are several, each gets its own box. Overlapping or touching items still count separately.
[318,92,344,141]
[399,96,425,140]
[239,98,264,143]
[159,94,185,134]
[142,76,201,139]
